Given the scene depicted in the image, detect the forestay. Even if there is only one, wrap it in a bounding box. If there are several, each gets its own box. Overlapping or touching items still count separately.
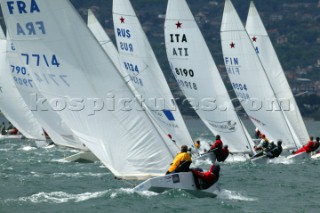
[220,0,298,149]
[245,2,308,147]
[0,25,45,140]
[112,0,195,150]
[1,0,179,179]
[164,0,255,154]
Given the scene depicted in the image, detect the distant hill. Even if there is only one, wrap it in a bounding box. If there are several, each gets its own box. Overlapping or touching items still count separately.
[0,0,319,119]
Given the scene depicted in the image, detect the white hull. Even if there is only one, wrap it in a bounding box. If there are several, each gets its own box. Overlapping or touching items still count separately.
[0,134,23,140]
[134,172,217,197]
[251,155,269,164]
[311,153,320,159]
[287,151,311,160]
[64,151,99,163]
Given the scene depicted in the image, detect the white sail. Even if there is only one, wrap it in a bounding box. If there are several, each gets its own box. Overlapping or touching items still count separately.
[5,33,87,149]
[1,0,179,179]
[245,2,308,147]
[164,0,255,154]
[112,0,195,150]
[0,26,45,140]
[220,0,298,149]
[87,9,123,73]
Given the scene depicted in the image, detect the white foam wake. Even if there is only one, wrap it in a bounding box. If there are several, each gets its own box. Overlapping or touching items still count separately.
[13,190,109,203]
[215,189,257,201]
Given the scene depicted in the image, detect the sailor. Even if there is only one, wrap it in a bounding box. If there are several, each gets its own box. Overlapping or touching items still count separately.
[217,145,229,162]
[254,134,269,151]
[267,141,276,151]
[255,127,261,139]
[195,140,201,149]
[209,135,223,158]
[0,122,6,135]
[168,133,176,143]
[293,136,319,154]
[314,137,320,154]
[266,140,283,159]
[6,122,18,135]
[166,145,192,175]
[192,164,220,190]
[251,134,269,159]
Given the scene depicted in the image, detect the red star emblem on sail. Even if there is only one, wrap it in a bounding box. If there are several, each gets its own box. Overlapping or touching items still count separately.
[176,21,182,29]
[252,36,257,42]
[230,42,235,48]
[120,16,125,23]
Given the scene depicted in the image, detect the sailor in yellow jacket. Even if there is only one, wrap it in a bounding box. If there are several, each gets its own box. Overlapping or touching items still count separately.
[166,145,192,174]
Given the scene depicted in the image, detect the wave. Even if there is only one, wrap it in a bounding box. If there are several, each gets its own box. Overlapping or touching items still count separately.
[19,146,37,151]
[215,189,257,201]
[5,188,160,204]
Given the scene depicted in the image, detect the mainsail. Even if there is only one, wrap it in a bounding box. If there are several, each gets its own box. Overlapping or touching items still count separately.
[245,1,308,147]
[164,0,255,153]
[0,26,45,140]
[220,0,299,149]
[5,35,86,149]
[112,0,195,150]
[1,0,179,179]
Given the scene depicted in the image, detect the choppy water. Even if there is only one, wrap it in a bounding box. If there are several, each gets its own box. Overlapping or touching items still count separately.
[1,118,320,213]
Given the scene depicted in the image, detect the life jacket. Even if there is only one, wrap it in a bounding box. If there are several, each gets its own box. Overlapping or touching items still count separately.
[167,152,192,173]
[210,140,223,150]
[304,141,315,153]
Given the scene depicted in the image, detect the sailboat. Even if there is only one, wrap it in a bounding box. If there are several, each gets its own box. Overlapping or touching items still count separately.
[87,8,218,193]
[220,0,304,162]
[1,0,217,194]
[0,24,45,141]
[112,0,196,152]
[2,0,169,177]
[164,0,256,160]
[245,1,311,160]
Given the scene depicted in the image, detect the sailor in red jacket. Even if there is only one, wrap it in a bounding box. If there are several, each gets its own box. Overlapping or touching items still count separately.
[294,136,318,154]
[192,164,220,190]
[210,135,223,150]
[217,145,230,162]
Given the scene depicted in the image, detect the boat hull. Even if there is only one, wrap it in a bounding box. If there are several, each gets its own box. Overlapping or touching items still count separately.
[134,172,217,197]
[0,134,23,140]
[251,155,269,164]
[287,151,311,160]
[311,153,320,159]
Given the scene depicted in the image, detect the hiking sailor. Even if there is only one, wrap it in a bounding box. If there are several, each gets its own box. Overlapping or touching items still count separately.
[266,140,283,159]
[192,164,220,190]
[209,135,223,157]
[293,136,319,155]
[166,145,192,174]
[217,145,230,162]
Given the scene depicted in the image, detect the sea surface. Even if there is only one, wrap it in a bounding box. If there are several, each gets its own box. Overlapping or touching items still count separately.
[0,117,320,213]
